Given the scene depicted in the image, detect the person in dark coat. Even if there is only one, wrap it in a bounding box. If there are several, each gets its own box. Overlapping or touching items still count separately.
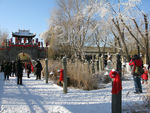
[129,54,143,94]
[8,62,12,77]
[1,62,4,72]
[16,59,24,85]
[4,61,10,80]
[35,60,43,80]
[26,63,31,78]
[12,61,16,77]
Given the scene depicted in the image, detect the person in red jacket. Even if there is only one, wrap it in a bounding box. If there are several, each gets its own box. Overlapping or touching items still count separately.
[109,69,122,94]
[129,54,143,94]
[59,69,64,81]
[57,69,64,86]
[141,65,148,84]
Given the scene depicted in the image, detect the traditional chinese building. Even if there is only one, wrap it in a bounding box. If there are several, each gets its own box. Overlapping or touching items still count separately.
[0,30,46,63]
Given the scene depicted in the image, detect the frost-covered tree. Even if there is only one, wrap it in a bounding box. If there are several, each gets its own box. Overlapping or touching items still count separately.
[42,0,150,62]
[0,30,8,46]
[44,0,97,59]
[82,0,150,62]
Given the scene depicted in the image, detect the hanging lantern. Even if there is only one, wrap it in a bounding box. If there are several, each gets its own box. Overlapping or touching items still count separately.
[38,42,40,47]
[24,38,26,43]
[9,39,11,46]
[46,42,48,47]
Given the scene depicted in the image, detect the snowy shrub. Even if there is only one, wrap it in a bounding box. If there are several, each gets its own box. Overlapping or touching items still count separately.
[95,71,111,84]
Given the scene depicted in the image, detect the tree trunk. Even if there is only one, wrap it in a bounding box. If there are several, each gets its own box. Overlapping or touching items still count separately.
[144,14,149,64]
[136,43,140,56]
[112,18,130,61]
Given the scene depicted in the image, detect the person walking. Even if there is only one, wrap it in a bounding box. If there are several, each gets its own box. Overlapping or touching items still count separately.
[4,61,10,80]
[8,62,12,77]
[35,60,43,80]
[129,54,143,94]
[1,62,4,72]
[16,58,24,85]
[12,61,16,77]
[26,63,31,78]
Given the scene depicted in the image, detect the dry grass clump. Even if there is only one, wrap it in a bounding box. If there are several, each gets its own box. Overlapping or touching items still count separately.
[41,59,99,90]
[40,59,62,82]
[67,60,98,90]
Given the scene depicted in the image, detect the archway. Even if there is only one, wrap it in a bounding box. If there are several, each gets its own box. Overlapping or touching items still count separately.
[18,52,31,62]
[17,52,34,72]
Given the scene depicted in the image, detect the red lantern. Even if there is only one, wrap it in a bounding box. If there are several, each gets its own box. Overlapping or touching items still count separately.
[38,42,40,47]
[24,38,26,43]
[9,39,11,46]
[46,42,48,47]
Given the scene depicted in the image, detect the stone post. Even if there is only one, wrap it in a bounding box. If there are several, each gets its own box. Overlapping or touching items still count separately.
[62,56,67,93]
[45,58,48,84]
[101,56,104,70]
[96,60,99,72]
[92,60,95,74]
[99,57,102,72]
[112,54,122,113]
[96,55,99,72]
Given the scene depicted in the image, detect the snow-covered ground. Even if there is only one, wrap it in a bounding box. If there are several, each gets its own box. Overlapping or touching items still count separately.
[0,72,148,113]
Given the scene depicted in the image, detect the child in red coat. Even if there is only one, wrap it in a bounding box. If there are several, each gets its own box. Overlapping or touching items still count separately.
[57,69,64,86]
[141,66,149,84]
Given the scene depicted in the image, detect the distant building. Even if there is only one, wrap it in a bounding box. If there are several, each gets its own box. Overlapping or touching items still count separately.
[0,30,46,63]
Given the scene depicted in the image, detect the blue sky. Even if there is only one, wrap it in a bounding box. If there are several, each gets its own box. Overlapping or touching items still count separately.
[0,0,57,40]
[0,0,149,41]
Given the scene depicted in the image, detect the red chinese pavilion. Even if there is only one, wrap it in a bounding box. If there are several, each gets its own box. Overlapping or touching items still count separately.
[0,30,46,62]
[12,30,36,44]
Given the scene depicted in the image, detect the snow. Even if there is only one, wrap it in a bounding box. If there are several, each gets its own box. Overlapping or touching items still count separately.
[0,72,148,113]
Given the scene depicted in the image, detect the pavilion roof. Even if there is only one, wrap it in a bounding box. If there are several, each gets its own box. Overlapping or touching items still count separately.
[12,30,36,38]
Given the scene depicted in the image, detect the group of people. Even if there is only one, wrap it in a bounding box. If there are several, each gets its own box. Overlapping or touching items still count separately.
[109,54,149,95]
[1,61,16,80]
[129,54,149,94]
[1,58,43,85]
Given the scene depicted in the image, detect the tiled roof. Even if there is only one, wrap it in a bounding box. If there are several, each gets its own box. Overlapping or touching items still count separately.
[12,30,36,37]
